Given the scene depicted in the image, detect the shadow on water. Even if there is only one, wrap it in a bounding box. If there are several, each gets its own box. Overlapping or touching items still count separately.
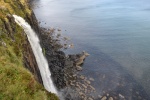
[69,43,150,100]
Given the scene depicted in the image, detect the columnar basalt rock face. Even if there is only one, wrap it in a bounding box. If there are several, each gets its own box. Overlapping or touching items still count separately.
[25,12,41,34]
[12,2,44,84]
[0,0,59,99]
[23,11,44,84]
[3,14,43,84]
[23,36,43,84]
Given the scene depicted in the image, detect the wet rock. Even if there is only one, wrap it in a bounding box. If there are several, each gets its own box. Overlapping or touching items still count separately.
[56,33,61,38]
[88,97,93,100]
[89,77,94,81]
[68,44,74,48]
[84,77,87,80]
[65,60,73,67]
[98,95,102,98]
[108,97,113,100]
[76,59,84,66]
[101,96,107,100]
[73,74,77,77]
[83,97,87,100]
[76,66,82,71]
[75,51,90,66]
[89,85,95,91]
[68,55,76,61]
[63,37,70,41]
[63,87,81,100]
[87,90,91,93]
[82,84,87,89]
[107,93,109,96]
[84,89,87,93]
[79,92,84,96]
[85,80,91,85]
[119,94,125,99]
[80,75,85,80]
[76,85,82,90]
[83,51,90,56]
[70,81,75,86]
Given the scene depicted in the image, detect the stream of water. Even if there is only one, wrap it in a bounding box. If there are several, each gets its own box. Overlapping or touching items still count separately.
[13,15,58,94]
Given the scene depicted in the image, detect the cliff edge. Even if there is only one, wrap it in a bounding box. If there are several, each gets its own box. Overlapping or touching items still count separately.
[0,0,58,99]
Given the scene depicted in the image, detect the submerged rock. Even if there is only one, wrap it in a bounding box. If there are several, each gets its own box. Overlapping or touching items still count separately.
[119,94,125,99]
[76,66,82,71]
[75,51,90,66]
[108,97,114,100]
[88,97,93,100]
[80,75,85,80]
[101,96,107,100]
[89,77,94,81]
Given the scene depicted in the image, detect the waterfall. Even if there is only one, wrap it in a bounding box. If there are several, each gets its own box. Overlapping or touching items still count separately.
[13,15,58,94]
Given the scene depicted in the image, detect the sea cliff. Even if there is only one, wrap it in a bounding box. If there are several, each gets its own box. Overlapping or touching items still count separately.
[0,0,58,99]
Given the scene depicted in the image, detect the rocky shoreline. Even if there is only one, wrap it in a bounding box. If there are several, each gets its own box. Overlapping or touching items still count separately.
[38,27,98,100]
[32,16,150,100]
[27,2,98,99]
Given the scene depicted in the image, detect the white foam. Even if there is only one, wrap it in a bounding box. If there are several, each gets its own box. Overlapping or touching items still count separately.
[13,15,58,94]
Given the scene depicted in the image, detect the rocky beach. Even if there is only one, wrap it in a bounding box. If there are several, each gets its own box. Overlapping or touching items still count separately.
[38,27,97,99]
[34,21,150,100]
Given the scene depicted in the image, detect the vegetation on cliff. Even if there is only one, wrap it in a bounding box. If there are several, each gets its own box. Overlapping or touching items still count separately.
[0,0,58,99]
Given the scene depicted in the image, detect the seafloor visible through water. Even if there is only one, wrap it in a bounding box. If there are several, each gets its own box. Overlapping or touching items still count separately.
[32,0,150,99]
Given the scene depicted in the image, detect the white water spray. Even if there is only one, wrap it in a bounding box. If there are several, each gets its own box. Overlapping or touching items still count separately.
[13,15,57,94]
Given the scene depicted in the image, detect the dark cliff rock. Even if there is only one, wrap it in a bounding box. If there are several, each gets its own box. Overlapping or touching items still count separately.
[25,12,41,34]
[0,0,43,84]
[23,9,67,89]
[23,36,43,84]
[24,11,44,84]
[22,12,44,84]
[1,14,43,84]
[0,0,59,99]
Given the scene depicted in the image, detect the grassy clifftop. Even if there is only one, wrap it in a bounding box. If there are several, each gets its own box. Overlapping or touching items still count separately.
[0,0,31,18]
[0,0,58,100]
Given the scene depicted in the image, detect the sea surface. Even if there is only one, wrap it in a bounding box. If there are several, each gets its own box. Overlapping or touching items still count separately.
[32,0,150,99]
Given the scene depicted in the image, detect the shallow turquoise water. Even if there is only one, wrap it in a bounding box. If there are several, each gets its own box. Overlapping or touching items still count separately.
[32,0,150,98]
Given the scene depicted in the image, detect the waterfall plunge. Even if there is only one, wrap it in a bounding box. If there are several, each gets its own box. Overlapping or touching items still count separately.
[13,15,58,94]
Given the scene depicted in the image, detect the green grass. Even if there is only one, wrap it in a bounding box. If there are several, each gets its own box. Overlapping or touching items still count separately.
[0,0,59,100]
[0,0,31,19]
[0,30,58,100]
